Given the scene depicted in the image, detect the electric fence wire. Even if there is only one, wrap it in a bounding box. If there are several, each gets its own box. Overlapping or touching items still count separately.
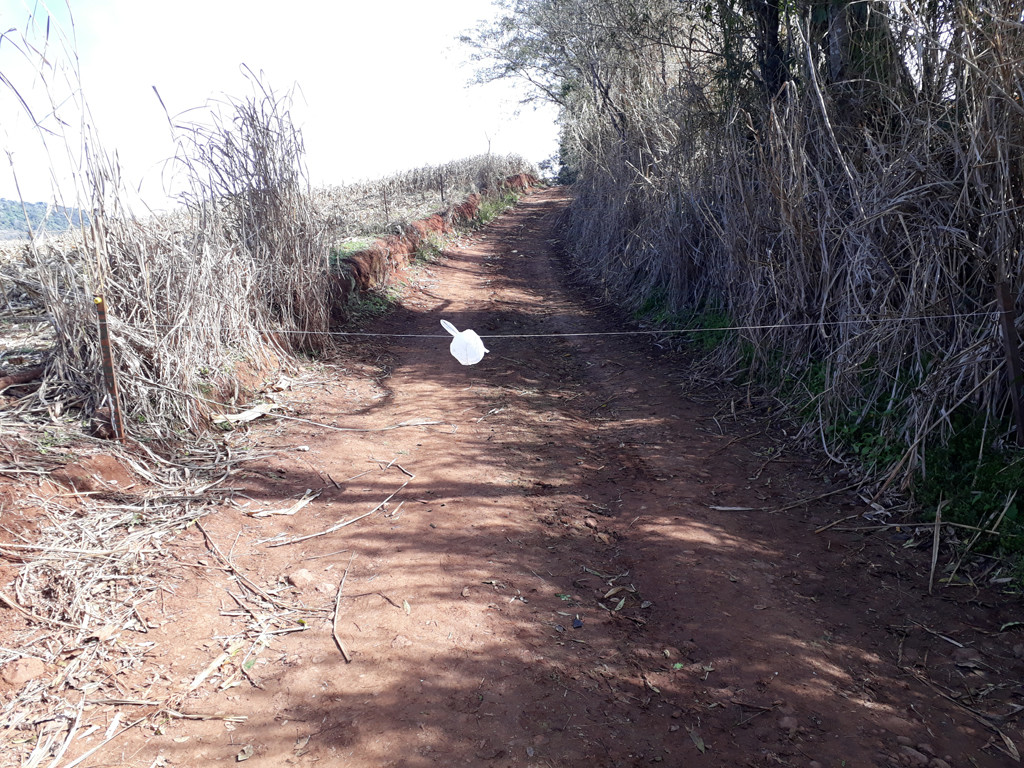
[13,309,987,339]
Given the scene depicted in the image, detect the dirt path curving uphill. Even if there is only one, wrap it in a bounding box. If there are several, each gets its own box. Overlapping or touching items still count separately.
[13,188,1021,767]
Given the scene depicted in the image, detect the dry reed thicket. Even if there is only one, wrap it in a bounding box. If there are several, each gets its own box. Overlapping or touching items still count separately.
[3,73,330,443]
[470,1,1024,496]
[0,17,342,759]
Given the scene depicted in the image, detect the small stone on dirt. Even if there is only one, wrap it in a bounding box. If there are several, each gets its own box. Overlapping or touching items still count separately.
[898,746,930,766]
[286,569,315,588]
[1,657,46,686]
[391,635,413,648]
[951,646,982,664]
[583,517,598,529]
[777,716,798,733]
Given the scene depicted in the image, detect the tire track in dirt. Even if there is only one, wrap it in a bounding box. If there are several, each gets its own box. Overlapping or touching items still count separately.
[83,188,1019,768]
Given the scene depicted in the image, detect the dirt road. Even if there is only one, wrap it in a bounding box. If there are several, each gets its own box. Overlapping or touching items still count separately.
[10,188,1021,767]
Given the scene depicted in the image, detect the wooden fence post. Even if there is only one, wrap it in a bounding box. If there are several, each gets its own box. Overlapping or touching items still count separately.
[996,280,1024,446]
[93,295,126,442]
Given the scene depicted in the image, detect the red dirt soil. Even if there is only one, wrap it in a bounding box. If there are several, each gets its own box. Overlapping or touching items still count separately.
[2,187,1023,767]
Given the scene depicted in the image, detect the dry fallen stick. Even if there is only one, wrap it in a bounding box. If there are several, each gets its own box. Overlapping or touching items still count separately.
[332,554,355,663]
[45,693,86,768]
[813,514,861,534]
[707,431,761,457]
[928,501,945,595]
[58,714,150,768]
[163,710,247,722]
[196,521,296,610]
[250,489,320,518]
[268,479,411,548]
[268,414,444,433]
[826,520,1010,536]
[85,698,163,706]
[768,481,864,514]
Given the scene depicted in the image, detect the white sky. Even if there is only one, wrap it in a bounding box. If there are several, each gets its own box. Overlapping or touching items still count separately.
[0,0,559,209]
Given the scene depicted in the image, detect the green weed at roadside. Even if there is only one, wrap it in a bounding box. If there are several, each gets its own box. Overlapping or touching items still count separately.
[329,238,376,272]
[476,190,520,225]
[342,285,402,325]
[415,232,446,262]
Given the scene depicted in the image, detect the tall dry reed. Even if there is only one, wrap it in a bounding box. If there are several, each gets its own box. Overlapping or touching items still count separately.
[482,0,1024,481]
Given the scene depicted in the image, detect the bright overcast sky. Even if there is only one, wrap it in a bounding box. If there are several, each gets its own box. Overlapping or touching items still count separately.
[0,0,559,209]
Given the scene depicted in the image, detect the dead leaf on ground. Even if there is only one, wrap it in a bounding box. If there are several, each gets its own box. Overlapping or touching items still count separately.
[688,727,706,754]
[250,489,320,518]
[212,402,280,427]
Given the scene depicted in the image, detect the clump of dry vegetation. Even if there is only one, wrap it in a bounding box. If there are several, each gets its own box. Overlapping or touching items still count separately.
[468,1,1024,537]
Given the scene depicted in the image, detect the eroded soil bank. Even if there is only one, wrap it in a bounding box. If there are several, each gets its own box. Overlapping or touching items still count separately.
[3,188,1022,767]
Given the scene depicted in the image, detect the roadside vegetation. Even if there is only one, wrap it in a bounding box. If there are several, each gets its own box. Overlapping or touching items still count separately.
[465,0,1024,567]
[0,0,535,445]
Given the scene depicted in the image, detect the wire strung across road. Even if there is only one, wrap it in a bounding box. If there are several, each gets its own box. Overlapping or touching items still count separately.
[0,312,991,338]
[107,310,993,340]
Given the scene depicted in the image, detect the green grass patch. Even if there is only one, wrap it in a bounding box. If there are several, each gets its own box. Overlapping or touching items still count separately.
[415,232,446,263]
[476,190,520,225]
[633,293,735,352]
[342,285,401,326]
[779,358,1024,566]
[915,416,1024,561]
[637,285,1024,570]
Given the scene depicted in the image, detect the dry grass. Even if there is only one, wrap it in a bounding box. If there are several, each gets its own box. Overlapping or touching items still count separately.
[551,0,1024,484]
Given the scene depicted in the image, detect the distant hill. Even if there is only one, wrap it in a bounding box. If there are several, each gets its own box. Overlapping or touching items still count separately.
[0,198,88,239]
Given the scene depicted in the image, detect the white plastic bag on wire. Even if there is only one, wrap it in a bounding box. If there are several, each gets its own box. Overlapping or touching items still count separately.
[441,319,489,365]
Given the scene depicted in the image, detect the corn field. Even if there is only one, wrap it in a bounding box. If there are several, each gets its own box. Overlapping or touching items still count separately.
[313,153,536,238]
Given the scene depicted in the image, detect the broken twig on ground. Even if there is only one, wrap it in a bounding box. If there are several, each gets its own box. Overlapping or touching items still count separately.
[332,554,355,663]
